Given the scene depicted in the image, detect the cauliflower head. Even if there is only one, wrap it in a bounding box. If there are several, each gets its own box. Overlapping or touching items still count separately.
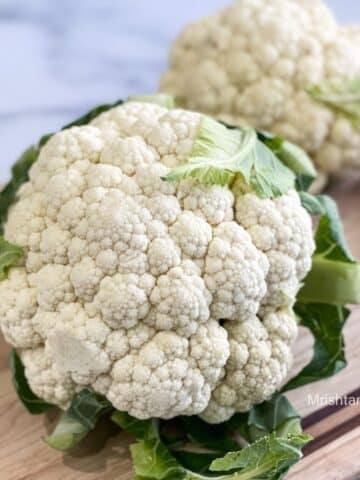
[160,0,360,177]
[0,101,315,423]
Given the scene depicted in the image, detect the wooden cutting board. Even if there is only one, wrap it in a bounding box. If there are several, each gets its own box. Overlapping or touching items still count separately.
[1,176,360,480]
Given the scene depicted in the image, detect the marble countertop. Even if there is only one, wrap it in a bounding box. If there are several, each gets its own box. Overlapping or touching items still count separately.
[0,0,359,182]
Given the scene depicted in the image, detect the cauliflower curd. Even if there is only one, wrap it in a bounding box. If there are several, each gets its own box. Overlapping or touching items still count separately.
[160,0,360,176]
[0,101,315,423]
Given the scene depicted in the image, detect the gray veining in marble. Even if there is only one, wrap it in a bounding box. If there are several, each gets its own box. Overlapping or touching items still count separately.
[0,0,359,182]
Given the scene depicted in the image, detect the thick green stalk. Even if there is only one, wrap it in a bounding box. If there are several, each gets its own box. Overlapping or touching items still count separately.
[298,255,360,305]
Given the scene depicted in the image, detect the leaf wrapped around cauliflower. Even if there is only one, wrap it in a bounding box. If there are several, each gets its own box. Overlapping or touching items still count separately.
[160,0,360,180]
[0,100,316,422]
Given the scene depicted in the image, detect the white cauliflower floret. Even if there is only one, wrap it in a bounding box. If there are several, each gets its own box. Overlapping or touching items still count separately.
[144,195,181,225]
[137,109,201,167]
[100,136,158,175]
[201,309,298,423]
[40,225,71,264]
[32,264,75,311]
[147,237,181,275]
[21,347,76,408]
[135,163,176,196]
[147,261,211,337]
[91,273,154,329]
[177,179,234,225]
[0,269,40,348]
[204,222,269,321]
[85,164,123,189]
[58,197,86,232]
[70,256,104,301]
[91,101,166,137]
[189,320,229,387]
[105,324,156,363]
[107,321,228,419]
[235,191,314,310]
[29,126,103,192]
[0,101,315,422]
[160,0,360,176]
[170,212,212,258]
[5,192,46,250]
[45,168,85,218]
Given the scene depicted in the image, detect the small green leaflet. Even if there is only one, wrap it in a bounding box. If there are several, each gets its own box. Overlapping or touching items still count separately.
[282,304,348,392]
[209,433,311,479]
[45,388,112,451]
[0,236,23,280]
[307,75,360,128]
[163,116,295,198]
[9,350,53,415]
[298,192,360,305]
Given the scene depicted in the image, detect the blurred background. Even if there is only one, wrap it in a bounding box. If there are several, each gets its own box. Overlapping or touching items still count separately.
[0,0,359,182]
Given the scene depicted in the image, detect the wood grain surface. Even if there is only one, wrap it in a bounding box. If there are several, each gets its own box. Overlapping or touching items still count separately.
[0,175,359,480]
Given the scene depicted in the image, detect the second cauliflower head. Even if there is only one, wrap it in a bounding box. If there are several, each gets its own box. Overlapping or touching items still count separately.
[160,0,360,177]
[0,101,315,423]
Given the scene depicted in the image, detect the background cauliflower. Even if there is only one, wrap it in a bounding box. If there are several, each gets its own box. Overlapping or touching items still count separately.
[0,100,316,423]
[160,0,360,180]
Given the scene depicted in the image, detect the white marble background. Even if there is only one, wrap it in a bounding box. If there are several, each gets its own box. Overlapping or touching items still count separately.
[0,0,359,182]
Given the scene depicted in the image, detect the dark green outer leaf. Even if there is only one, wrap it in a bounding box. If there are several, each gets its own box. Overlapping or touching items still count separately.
[228,395,301,444]
[180,416,240,453]
[111,411,152,439]
[172,451,218,474]
[246,395,298,433]
[282,304,348,392]
[299,191,324,215]
[9,349,53,414]
[306,194,354,262]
